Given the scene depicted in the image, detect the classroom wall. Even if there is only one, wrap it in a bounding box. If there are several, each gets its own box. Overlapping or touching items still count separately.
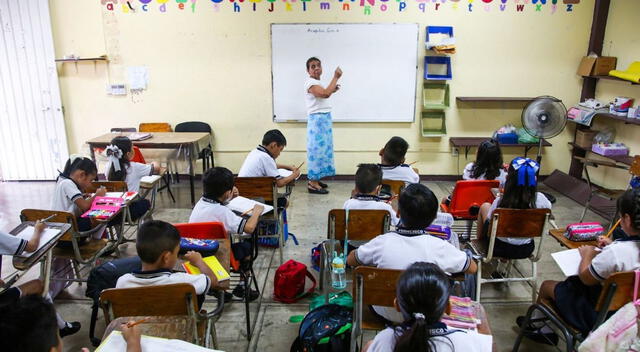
[49,0,594,176]
[583,1,640,189]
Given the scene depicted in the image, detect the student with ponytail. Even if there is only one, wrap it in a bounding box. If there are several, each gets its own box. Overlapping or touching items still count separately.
[105,136,160,220]
[518,188,640,345]
[462,139,507,187]
[363,262,483,352]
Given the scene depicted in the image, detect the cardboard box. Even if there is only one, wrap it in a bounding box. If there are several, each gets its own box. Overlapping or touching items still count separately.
[577,56,617,76]
[575,129,598,148]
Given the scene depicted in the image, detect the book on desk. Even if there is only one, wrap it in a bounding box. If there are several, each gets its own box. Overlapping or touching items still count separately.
[182,255,230,282]
[14,226,61,258]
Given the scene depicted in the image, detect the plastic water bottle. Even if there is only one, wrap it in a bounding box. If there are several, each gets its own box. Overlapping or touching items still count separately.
[331,251,346,290]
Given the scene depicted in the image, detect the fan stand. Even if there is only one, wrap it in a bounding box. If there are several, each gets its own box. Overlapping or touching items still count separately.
[535,138,557,204]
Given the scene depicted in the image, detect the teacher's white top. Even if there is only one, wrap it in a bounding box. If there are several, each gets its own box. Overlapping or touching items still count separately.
[304,77,332,115]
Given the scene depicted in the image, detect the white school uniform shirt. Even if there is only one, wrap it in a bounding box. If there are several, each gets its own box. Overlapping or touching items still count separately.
[487,192,552,246]
[462,162,508,188]
[0,231,27,256]
[238,146,281,179]
[116,269,210,295]
[379,164,420,184]
[342,196,399,227]
[304,77,332,115]
[189,197,248,235]
[50,176,84,216]
[124,162,153,192]
[354,231,471,322]
[589,238,640,282]
[368,326,484,352]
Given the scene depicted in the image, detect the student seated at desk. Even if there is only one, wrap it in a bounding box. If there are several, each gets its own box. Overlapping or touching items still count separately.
[51,156,106,232]
[378,136,419,185]
[347,183,477,323]
[343,164,399,227]
[189,167,263,301]
[116,220,218,308]
[363,262,484,352]
[0,222,80,338]
[105,136,160,220]
[475,157,552,260]
[519,189,640,345]
[238,129,301,199]
[0,295,135,352]
[462,138,507,187]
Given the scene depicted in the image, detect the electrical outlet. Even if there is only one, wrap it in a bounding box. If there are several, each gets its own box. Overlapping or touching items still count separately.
[451,147,459,157]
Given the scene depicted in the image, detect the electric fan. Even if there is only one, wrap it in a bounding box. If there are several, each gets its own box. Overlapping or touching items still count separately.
[521,96,567,163]
[521,96,567,203]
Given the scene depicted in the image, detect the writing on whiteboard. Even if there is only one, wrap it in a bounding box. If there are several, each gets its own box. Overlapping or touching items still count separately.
[307,28,340,34]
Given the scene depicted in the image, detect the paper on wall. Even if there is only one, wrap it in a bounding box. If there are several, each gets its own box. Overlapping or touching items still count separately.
[127,66,149,90]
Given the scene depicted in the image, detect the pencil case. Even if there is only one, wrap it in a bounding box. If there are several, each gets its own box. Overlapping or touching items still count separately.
[179,238,219,256]
[426,225,451,240]
[564,222,604,241]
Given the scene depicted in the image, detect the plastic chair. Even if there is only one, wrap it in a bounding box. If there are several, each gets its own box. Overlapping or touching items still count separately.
[513,271,636,351]
[320,209,390,294]
[138,123,172,132]
[469,208,551,303]
[350,266,402,352]
[130,146,146,163]
[440,180,500,240]
[100,283,224,348]
[175,121,215,173]
[173,222,257,339]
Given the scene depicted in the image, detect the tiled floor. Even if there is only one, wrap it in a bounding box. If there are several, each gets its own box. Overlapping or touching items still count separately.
[0,179,608,351]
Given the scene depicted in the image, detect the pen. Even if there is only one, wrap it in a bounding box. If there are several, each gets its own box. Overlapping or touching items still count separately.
[408,161,417,166]
[295,161,305,169]
[125,318,149,328]
[40,214,57,222]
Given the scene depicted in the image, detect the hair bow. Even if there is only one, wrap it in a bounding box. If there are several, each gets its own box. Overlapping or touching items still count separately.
[413,312,425,320]
[105,145,123,172]
[511,157,539,187]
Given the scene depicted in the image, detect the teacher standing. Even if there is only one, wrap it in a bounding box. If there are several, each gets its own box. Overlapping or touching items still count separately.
[304,57,342,194]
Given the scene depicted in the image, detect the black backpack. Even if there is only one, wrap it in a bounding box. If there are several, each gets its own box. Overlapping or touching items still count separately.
[290,304,353,352]
[85,256,142,346]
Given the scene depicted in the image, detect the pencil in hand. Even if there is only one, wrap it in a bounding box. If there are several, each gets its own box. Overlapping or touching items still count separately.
[125,318,149,328]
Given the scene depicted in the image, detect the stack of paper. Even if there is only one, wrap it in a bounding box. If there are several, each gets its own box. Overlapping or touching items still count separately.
[551,248,582,277]
[278,168,301,180]
[97,331,222,352]
[227,196,273,216]
[128,132,152,141]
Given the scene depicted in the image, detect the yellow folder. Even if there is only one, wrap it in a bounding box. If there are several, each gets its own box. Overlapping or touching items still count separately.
[182,255,230,282]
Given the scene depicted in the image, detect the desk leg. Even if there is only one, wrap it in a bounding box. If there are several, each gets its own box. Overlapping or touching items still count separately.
[41,251,53,297]
[188,146,195,204]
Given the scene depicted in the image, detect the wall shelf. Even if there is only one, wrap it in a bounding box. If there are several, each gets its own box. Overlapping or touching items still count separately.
[567,112,640,126]
[456,97,535,103]
[568,142,633,165]
[582,75,639,85]
[54,57,109,62]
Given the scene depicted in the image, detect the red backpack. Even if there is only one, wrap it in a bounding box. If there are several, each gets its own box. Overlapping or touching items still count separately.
[273,260,317,303]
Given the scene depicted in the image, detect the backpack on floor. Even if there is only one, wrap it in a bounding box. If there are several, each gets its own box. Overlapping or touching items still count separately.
[85,256,142,346]
[290,304,353,352]
[274,260,317,303]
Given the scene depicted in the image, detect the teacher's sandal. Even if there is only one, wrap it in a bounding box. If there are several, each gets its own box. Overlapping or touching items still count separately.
[308,184,329,194]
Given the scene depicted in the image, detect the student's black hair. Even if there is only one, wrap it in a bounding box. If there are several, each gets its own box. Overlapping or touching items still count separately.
[262,129,287,147]
[617,188,640,232]
[383,136,409,166]
[355,163,382,194]
[498,159,538,210]
[398,183,437,229]
[306,56,320,70]
[107,136,133,182]
[394,262,453,352]
[0,294,59,352]
[202,167,234,200]
[59,156,98,179]
[136,220,180,264]
[470,139,503,180]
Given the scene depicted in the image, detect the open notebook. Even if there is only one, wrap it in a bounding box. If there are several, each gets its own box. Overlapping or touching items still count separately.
[97,331,222,352]
[14,226,61,258]
[227,196,273,216]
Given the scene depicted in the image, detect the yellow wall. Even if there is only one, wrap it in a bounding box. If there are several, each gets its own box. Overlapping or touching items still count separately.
[49,0,594,176]
[582,1,640,188]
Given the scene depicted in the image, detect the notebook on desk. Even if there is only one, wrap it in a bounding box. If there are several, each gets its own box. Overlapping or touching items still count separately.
[97,331,222,352]
[14,226,61,258]
[227,196,273,216]
[182,255,230,282]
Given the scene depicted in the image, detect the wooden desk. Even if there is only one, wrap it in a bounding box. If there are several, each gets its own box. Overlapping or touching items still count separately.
[86,132,211,204]
[174,239,231,291]
[549,228,598,249]
[102,316,192,342]
[4,222,72,296]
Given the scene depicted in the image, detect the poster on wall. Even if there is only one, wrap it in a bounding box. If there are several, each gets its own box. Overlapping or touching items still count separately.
[101,0,583,15]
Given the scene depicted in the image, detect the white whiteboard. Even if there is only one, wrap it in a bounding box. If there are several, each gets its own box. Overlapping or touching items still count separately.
[271,23,419,123]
